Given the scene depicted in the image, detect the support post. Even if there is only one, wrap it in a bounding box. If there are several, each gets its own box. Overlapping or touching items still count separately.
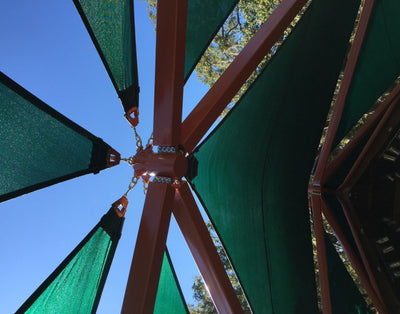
[181,0,307,153]
[174,182,244,313]
[153,0,187,146]
[310,193,332,314]
[121,182,175,314]
[313,0,375,186]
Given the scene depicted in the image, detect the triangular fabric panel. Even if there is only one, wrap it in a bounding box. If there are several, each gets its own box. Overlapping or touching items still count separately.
[184,0,238,80]
[154,250,189,314]
[334,0,400,145]
[73,0,139,113]
[325,233,372,314]
[0,72,115,203]
[189,0,360,312]
[16,207,124,314]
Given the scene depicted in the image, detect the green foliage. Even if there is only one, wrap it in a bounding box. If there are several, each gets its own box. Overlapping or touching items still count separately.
[142,0,157,28]
[194,0,284,115]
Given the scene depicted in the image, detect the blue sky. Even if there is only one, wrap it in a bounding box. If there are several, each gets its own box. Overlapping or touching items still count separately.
[0,1,212,312]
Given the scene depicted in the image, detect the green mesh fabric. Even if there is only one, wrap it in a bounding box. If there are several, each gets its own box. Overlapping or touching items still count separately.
[17,208,124,314]
[0,72,111,203]
[74,0,139,111]
[334,0,400,145]
[325,234,372,314]
[24,229,111,314]
[185,0,238,80]
[154,250,188,314]
[190,0,360,312]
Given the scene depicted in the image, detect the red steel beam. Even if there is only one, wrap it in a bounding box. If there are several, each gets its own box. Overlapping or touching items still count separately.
[153,0,187,146]
[174,182,244,313]
[310,194,332,314]
[313,0,375,186]
[320,195,386,312]
[181,0,307,153]
[121,182,175,314]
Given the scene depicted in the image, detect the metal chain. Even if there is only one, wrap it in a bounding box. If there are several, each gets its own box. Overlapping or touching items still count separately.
[146,132,154,148]
[143,179,149,195]
[121,157,134,165]
[132,126,143,150]
[124,176,139,197]
[121,130,155,196]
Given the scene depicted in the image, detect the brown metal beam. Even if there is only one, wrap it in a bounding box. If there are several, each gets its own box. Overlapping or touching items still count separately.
[336,193,387,310]
[313,0,375,186]
[320,195,386,313]
[181,0,307,153]
[121,182,175,314]
[153,0,187,146]
[310,194,332,314]
[174,182,244,313]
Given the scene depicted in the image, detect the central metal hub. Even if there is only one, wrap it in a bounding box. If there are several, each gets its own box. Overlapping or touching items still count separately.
[132,146,187,180]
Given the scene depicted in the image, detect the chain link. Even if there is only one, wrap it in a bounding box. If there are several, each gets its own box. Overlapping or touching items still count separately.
[147,132,154,148]
[143,179,149,195]
[124,176,139,197]
[121,130,155,196]
[132,126,143,150]
[121,157,134,165]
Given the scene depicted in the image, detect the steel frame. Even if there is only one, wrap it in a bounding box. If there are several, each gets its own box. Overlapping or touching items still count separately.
[340,87,400,189]
[153,0,187,147]
[323,81,400,184]
[336,194,387,308]
[174,182,243,313]
[310,193,332,314]
[320,195,386,313]
[121,0,387,312]
[122,182,175,313]
[307,0,393,313]
[313,0,375,186]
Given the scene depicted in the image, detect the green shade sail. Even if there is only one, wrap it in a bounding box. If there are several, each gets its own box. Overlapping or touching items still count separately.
[325,234,372,314]
[185,0,238,80]
[334,0,400,145]
[0,71,115,203]
[17,207,124,314]
[154,250,189,314]
[189,0,360,312]
[73,0,139,113]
